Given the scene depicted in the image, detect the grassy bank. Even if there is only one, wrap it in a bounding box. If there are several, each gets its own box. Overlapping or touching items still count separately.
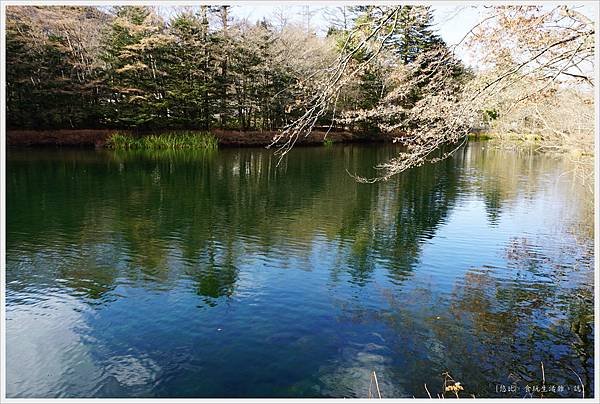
[106,131,218,150]
[7,128,372,148]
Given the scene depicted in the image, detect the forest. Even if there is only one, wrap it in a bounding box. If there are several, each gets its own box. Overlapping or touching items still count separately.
[6,5,450,132]
[5,4,595,178]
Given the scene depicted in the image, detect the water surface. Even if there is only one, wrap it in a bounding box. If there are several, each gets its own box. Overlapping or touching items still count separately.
[6,142,594,398]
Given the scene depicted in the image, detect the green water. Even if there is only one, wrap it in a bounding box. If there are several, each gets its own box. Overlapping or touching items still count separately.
[5,142,594,398]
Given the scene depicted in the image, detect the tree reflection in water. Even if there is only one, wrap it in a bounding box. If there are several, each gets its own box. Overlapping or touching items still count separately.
[6,142,594,398]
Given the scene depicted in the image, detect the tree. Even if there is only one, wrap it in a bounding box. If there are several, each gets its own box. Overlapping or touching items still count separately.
[211,5,233,128]
[464,5,594,160]
[345,47,473,182]
[272,4,594,182]
[272,6,467,164]
[6,6,109,128]
[102,6,172,128]
[166,9,215,129]
[394,6,444,63]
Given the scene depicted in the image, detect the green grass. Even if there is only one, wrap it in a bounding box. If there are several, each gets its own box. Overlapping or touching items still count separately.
[323,138,334,147]
[106,131,218,150]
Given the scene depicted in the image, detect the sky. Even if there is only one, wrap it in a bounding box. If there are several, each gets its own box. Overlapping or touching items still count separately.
[226,5,491,65]
[230,4,481,45]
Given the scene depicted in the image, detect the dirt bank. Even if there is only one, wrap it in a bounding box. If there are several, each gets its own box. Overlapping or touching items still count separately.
[6,128,397,148]
[7,129,115,148]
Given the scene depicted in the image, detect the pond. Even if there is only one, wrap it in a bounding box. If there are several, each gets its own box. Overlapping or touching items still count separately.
[5,142,594,398]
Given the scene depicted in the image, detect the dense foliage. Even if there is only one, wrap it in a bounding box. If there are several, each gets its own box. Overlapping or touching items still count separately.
[6,5,452,132]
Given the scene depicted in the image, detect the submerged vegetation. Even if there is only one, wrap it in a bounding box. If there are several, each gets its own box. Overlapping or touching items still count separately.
[106,132,218,150]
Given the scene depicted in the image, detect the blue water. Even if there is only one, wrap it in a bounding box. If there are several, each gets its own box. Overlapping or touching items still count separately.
[5,142,594,398]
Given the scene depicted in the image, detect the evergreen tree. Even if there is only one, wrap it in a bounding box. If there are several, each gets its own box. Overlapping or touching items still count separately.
[166,10,215,129]
[6,5,452,134]
[102,6,172,128]
[211,6,233,128]
[394,6,444,64]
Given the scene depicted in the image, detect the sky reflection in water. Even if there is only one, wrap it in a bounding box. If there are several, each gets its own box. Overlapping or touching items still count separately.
[6,142,594,398]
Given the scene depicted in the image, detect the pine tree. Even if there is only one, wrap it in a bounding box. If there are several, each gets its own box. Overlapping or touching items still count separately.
[394,6,444,64]
[167,10,216,129]
[102,6,172,128]
[211,6,233,128]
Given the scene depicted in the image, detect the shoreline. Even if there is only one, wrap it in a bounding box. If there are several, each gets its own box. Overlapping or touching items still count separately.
[6,129,399,148]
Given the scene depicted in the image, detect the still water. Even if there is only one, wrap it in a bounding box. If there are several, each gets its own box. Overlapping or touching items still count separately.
[6,142,594,398]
